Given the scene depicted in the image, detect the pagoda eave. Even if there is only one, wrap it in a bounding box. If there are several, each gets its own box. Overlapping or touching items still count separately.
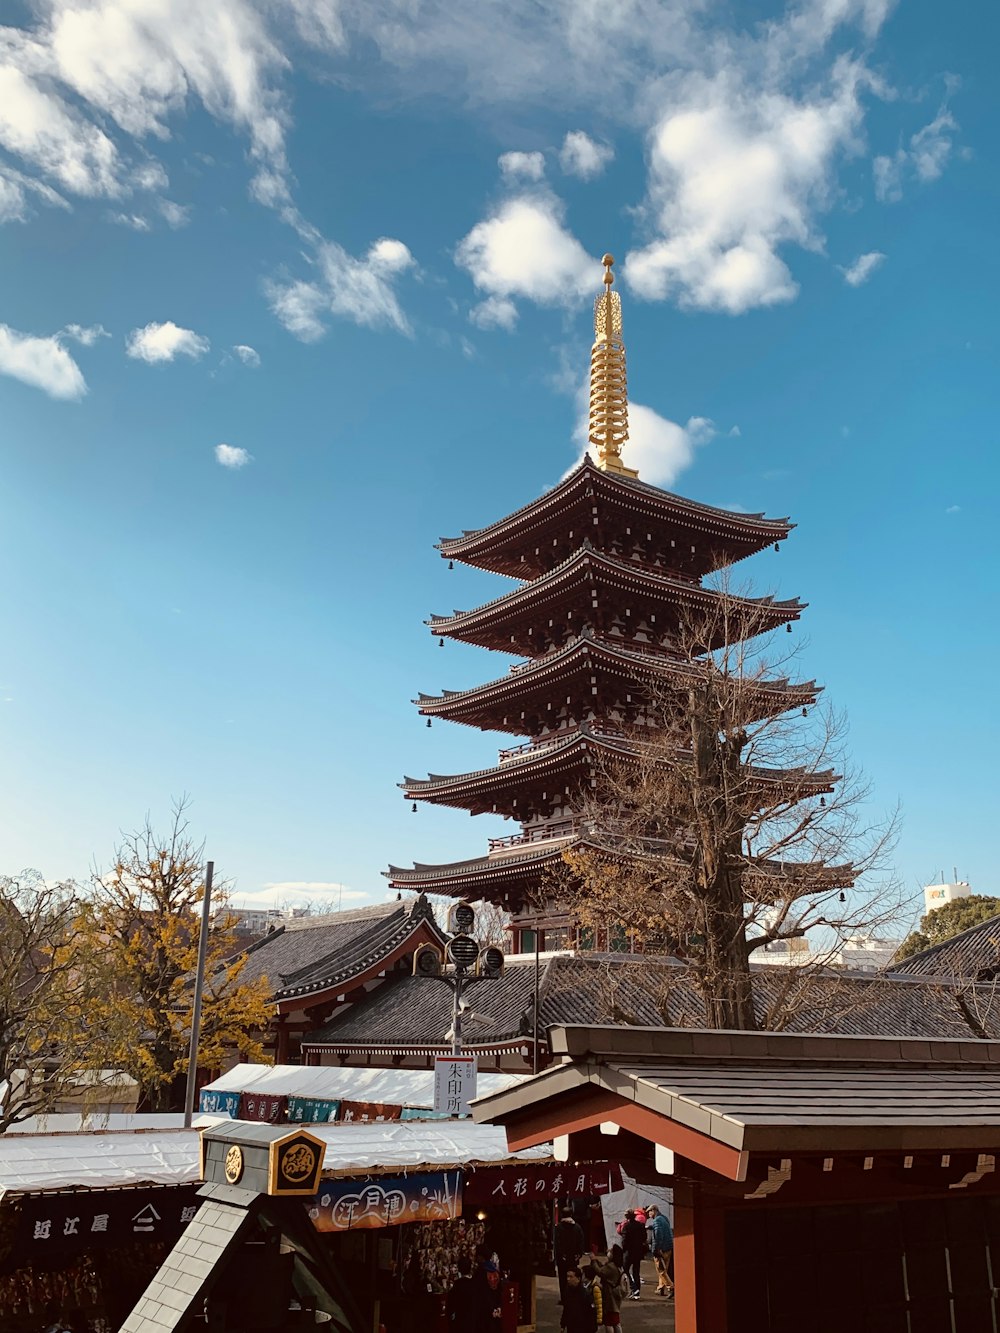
[429,545,804,654]
[414,632,820,733]
[437,456,793,580]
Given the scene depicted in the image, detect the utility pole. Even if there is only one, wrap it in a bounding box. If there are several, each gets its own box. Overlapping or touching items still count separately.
[183,860,214,1129]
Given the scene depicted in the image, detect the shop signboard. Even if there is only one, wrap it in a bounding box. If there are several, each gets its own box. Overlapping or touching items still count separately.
[463,1161,623,1206]
[17,1185,202,1260]
[337,1100,402,1123]
[237,1092,288,1123]
[199,1089,241,1116]
[433,1055,477,1116]
[288,1096,341,1123]
[308,1171,462,1232]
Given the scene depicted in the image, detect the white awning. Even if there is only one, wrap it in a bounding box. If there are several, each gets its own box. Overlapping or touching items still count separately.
[0,1121,547,1196]
[0,1130,202,1196]
[200,1063,527,1106]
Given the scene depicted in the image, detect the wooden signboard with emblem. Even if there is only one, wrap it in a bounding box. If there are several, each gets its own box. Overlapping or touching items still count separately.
[200,1122,326,1197]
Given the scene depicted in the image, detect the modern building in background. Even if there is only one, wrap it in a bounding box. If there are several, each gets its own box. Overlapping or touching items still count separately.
[923,879,973,915]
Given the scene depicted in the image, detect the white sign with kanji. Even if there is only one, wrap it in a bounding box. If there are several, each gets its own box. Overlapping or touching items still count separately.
[433,1055,477,1116]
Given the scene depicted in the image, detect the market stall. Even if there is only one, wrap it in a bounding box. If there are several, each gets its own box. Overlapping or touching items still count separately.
[0,1128,203,1332]
[199,1063,527,1123]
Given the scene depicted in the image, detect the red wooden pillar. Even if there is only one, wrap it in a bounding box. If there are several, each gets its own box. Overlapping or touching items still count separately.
[673,1177,728,1333]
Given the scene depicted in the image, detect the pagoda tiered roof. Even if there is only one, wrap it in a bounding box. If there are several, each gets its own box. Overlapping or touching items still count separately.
[402,722,837,819]
[429,542,803,655]
[415,629,819,734]
[437,454,792,580]
[385,835,854,908]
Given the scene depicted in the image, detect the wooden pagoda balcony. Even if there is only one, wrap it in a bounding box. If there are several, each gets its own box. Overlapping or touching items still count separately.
[497,722,628,765]
[488,819,583,854]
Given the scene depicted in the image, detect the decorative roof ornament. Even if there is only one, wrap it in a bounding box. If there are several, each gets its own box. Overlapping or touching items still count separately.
[588,254,638,479]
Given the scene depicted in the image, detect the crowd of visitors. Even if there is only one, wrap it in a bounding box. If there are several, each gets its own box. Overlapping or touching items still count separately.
[553,1200,675,1332]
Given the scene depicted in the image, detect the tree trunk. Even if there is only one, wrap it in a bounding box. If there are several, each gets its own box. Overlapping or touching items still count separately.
[702,861,757,1030]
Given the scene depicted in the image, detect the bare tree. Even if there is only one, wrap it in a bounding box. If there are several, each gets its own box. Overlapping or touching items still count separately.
[0,871,103,1130]
[562,581,904,1030]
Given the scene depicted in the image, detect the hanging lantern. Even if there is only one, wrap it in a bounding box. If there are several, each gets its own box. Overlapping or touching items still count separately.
[786,623,792,633]
[820,795,826,807]
[439,637,445,647]
[839,891,846,904]
[426,717,432,727]
[801,707,808,717]
[448,561,454,570]
[411,803,417,813]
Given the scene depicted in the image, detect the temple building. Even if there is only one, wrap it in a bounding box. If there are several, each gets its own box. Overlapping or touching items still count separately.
[388,254,829,952]
[297,255,993,1071]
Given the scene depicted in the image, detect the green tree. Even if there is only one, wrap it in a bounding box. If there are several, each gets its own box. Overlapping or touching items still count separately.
[75,804,272,1111]
[896,895,1000,961]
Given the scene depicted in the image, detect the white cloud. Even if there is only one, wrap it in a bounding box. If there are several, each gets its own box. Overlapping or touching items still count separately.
[267,236,415,340]
[839,250,885,286]
[559,130,613,180]
[62,322,110,346]
[215,443,252,468]
[109,211,151,231]
[456,193,595,323]
[126,320,210,363]
[597,407,718,486]
[158,199,190,228]
[235,881,371,911]
[0,174,27,223]
[625,61,870,314]
[499,150,546,182]
[570,379,718,485]
[0,323,86,399]
[0,0,292,215]
[874,106,958,203]
[910,108,958,182]
[469,296,519,331]
[945,504,961,515]
[233,344,261,367]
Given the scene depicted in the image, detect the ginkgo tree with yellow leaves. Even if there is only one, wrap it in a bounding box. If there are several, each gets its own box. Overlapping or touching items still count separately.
[74,803,272,1112]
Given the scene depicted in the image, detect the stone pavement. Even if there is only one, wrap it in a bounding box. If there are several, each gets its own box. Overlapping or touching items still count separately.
[535,1260,676,1333]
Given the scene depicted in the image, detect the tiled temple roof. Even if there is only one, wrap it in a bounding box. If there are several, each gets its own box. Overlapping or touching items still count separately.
[231,896,447,1003]
[437,456,792,580]
[887,913,1000,982]
[428,542,803,654]
[302,953,997,1053]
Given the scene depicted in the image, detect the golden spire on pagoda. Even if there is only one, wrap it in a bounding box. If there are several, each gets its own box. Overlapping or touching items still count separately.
[588,253,638,479]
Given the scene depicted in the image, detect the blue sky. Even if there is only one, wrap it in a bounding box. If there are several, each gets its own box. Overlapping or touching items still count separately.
[0,0,996,922]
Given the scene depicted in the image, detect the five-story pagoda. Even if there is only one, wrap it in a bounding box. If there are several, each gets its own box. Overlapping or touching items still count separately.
[388,256,824,952]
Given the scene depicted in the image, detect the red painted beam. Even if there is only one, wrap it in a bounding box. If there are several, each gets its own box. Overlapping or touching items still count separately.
[503,1090,748,1181]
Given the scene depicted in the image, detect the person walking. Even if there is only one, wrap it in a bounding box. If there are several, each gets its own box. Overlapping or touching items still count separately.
[447,1257,481,1333]
[619,1209,647,1300]
[555,1206,587,1303]
[595,1245,626,1330]
[645,1204,674,1299]
[560,1267,598,1333]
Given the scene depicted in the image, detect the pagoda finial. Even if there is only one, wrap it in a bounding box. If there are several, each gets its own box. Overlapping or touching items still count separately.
[588,253,638,479]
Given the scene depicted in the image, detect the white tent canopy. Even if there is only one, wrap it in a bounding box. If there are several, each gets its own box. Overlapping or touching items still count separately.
[0,1121,547,1196]
[200,1063,527,1107]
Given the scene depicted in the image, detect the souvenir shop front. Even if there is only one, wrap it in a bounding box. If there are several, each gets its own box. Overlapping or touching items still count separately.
[0,1125,203,1333]
[311,1158,622,1333]
[0,1183,201,1332]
